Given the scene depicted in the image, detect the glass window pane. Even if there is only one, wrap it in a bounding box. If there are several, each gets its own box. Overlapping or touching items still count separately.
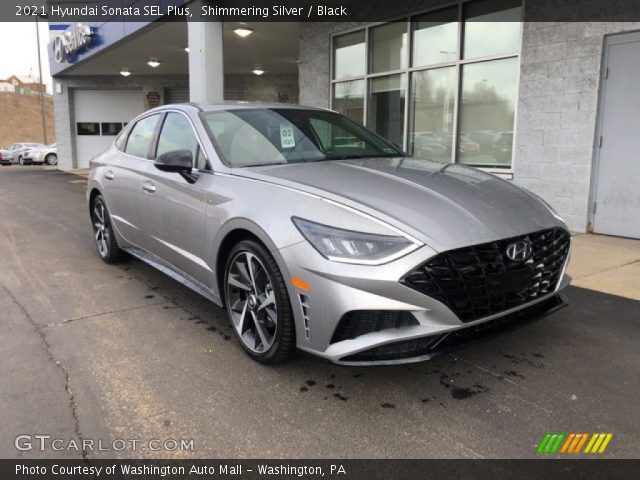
[334,31,366,79]
[125,114,160,159]
[458,57,518,167]
[412,7,459,67]
[409,67,455,162]
[463,0,521,59]
[367,74,406,147]
[76,122,100,136]
[101,122,123,136]
[332,80,365,124]
[156,113,199,163]
[369,21,408,73]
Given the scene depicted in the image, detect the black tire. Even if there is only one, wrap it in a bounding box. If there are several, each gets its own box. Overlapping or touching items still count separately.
[90,194,127,263]
[45,154,58,166]
[18,156,24,165]
[224,240,296,364]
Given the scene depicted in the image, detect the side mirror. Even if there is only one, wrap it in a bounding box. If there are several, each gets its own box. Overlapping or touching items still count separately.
[154,150,193,173]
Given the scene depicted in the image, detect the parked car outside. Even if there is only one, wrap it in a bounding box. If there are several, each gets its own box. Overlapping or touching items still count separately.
[24,143,58,166]
[0,147,12,166]
[4,143,46,165]
[87,103,571,366]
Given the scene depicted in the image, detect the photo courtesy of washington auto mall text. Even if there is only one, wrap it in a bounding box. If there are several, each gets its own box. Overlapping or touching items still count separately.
[14,462,348,477]
[1,0,640,479]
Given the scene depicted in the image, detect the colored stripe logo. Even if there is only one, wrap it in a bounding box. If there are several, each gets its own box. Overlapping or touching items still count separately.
[537,433,613,454]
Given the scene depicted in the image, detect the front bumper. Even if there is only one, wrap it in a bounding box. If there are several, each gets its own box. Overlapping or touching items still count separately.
[280,229,571,366]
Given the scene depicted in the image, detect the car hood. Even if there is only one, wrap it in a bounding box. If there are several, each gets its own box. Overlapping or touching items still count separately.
[239,157,566,252]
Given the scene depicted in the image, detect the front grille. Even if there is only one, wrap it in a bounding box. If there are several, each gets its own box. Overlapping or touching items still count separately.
[340,294,566,363]
[331,310,419,344]
[401,228,570,323]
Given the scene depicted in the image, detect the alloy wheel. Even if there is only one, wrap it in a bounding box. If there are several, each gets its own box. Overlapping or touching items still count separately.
[226,251,278,354]
[92,199,110,258]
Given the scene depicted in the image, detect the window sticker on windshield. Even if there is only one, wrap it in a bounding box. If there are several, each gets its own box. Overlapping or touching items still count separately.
[280,123,295,149]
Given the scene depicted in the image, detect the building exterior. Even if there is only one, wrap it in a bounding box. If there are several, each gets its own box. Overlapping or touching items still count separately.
[47,0,640,239]
[1,75,47,95]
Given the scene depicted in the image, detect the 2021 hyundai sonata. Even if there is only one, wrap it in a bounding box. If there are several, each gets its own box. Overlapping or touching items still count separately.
[87,103,570,365]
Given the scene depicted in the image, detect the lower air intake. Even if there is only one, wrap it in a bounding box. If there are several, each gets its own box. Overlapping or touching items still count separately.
[331,310,419,344]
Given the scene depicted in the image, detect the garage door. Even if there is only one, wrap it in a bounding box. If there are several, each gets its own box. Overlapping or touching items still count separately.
[73,90,144,168]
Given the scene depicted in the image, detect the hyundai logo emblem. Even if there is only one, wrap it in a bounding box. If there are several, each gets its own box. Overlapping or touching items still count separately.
[505,240,533,262]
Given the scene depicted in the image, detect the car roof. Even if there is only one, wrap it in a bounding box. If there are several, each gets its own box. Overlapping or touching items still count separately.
[203,101,328,112]
[157,101,331,113]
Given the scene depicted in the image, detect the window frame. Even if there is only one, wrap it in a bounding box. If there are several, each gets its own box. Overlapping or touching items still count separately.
[329,0,523,173]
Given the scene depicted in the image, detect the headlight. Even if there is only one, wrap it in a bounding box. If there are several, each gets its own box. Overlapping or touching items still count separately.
[292,217,420,265]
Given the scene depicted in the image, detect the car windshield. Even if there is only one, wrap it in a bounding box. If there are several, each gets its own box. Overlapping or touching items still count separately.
[202,108,402,167]
[27,143,45,148]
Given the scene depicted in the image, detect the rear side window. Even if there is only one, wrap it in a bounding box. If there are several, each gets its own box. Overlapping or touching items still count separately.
[125,114,160,158]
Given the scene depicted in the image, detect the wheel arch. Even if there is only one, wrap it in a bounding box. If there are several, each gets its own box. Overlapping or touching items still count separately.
[213,218,295,309]
[88,187,102,211]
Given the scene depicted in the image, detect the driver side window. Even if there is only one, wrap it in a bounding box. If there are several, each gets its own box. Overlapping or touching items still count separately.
[156,113,208,171]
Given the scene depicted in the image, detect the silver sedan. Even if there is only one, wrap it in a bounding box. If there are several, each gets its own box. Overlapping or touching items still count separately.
[87,103,570,365]
[25,143,58,165]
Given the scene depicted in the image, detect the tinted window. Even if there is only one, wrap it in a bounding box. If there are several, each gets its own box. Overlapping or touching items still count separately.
[332,80,365,125]
[367,74,406,148]
[125,115,160,158]
[369,21,408,73]
[458,57,517,167]
[101,122,123,136]
[409,67,455,161]
[77,123,100,135]
[156,113,201,166]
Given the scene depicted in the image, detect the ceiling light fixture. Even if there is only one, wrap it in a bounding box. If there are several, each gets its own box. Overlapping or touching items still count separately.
[252,68,265,76]
[184,47,189,53]
[234,28,254,38]
[120,68,131,77]
[147,59,161,68]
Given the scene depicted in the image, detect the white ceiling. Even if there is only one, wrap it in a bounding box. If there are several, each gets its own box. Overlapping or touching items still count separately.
[63,22,300,76]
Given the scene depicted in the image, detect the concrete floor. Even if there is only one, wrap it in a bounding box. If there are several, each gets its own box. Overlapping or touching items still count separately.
[0,166,638,459]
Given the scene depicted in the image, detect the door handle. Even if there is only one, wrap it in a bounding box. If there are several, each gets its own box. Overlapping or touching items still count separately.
[142,180,156,193]
[104,170,115,180]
